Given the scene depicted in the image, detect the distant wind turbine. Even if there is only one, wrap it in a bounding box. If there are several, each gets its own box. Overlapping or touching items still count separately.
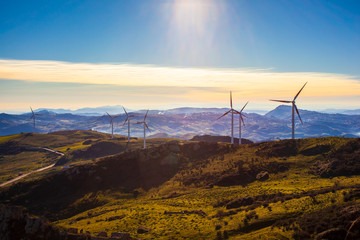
[135,110,151,149]
[30,107,40,133]
[236,101,248,144]
[122,107,134,144]
[217,91,239,144]
[106,112,119,139]
[270,82,307,139]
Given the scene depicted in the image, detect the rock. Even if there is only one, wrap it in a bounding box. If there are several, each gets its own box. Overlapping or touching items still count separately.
[137,226,151,234]
[68,227,78,234]
[83,140,92,145]
[226,196,254,209]
[111,232,131,239]
[314,228,347,240]
[25,216,43,235]
[97,231,108,237]
[107,215,125,221]
[256,171,269,181]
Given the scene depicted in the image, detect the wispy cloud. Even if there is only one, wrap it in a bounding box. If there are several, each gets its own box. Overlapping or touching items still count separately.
[1,58,359,94]
[0,59,360,111]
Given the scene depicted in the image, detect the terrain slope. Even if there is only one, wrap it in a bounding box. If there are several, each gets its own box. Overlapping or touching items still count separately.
[0,132,360,239]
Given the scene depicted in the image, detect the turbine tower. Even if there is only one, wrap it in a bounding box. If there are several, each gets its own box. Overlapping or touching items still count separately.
[270,82,307,139]
[135,109,150,149]
[30,107,40,133]
[236,101,248,144]
[122,107,134,143]
[217,91,239,144]
[106,112,119,139]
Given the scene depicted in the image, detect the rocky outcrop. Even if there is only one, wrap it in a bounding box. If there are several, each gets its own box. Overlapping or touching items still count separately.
[0,205,136,240]
[256,171,269,181]
[0,204,65,240]
[226,196,254,209]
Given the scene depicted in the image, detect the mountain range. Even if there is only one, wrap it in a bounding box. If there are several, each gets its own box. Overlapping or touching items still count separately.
[1,105,359,142]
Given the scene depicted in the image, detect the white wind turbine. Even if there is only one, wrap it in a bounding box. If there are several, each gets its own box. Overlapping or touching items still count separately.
[270,82,307,139]
[30,107,40,133]
[122,107,135,144]
[106,112,119,139]
[217,91,239,144]
[135,110,150,149]
[236,101,248,144]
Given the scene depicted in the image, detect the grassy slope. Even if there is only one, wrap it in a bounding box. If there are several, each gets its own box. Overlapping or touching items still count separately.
[0,131,182,184]
[51,137,360,239]
[1,133,360,239]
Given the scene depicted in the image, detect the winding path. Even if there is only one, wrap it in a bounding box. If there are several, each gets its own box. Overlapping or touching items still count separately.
[0,147,64,187]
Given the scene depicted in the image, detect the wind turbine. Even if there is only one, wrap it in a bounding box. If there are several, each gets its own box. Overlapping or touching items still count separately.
[217,91,239,144]
[122,107,134,143]
[236,101,248,144]
[270,82,307,139]
[30,107,40,133]
[135,110,150,149]
[106,112,119,139]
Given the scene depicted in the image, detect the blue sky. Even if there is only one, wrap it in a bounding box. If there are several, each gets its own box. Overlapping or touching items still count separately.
[1,0,360,112]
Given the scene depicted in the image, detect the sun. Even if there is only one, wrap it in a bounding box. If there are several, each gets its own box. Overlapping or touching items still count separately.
[164,0,227,65]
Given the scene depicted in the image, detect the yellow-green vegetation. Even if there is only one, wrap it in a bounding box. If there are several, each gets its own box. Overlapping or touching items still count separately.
[0,151,57,183]
[0,131,183,185]
[0,134,22,144]
[52,137,360,239]
[1,134,360,239]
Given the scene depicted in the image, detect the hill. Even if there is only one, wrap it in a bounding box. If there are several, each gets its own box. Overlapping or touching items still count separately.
[191,134,254,144]
[1,134,360,239]
[0,131,182,185]
[1,106,360,142]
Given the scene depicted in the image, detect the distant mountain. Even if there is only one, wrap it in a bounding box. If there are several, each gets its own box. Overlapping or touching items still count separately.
[1,105,359,141]
[342,109,360,115]
[35,106,268,116]
[37,105,127,116]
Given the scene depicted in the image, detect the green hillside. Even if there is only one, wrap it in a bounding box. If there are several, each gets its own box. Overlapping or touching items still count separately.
[1,132,360,239]
[0,131,181,185]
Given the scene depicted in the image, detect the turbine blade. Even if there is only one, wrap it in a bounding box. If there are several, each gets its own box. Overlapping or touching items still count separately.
[230,91,233,108]
[30,107,34,115]
[106,112,112,118]
[217,110,231,120]
[240,101,249,113]
[269,99,292,103]
[242,113,247,118]
[233,109,241,115]
[144,109,149,121]
[145,123,151,132]
[293,82,307,101]
[122,116,129,126]
[122,106,128,116]
[294,104,303,125]
[240,115,245,126]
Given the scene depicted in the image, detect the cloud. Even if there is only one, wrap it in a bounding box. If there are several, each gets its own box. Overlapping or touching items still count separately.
[1,58,360,111]
[1,58,359,94]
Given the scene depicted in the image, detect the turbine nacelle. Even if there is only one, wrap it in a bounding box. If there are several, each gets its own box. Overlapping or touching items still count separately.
[269,82,307,139]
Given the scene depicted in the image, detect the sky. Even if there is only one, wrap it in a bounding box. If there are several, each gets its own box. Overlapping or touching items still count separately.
[0,0,360,113]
